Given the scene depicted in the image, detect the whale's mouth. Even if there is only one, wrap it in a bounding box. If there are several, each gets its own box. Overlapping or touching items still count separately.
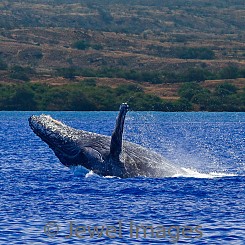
[29,115,79,142]
[28,115,102,169]
[28,115,83,157]
[29,115,68,136]
[29,115,65,146]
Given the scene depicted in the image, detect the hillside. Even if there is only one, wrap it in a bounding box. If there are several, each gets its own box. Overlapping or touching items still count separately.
[0,0,244,111]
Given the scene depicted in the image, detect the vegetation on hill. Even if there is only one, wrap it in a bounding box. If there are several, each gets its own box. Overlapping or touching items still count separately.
[1,0,244,35]
[0,0,244,111]
[0,81,244,111]
[55,65,245,84]
[178,82,245,111]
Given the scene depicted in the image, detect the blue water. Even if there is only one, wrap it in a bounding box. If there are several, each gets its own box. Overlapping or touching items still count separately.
[0,111,244,244]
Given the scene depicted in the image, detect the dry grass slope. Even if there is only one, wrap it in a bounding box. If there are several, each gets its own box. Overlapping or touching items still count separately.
[0,0,244,100]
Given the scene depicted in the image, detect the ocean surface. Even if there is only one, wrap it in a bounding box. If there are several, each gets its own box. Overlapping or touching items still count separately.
[0,111,244,244]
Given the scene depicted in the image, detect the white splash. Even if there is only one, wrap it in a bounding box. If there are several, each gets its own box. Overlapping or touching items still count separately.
[85,170,100,178]
[104,175,118,179]
[70,166,100,178]
[173,167,237,179]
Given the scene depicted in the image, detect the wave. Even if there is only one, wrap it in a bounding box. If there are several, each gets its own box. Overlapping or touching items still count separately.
[173,167,237,179]
[70,165,237,179]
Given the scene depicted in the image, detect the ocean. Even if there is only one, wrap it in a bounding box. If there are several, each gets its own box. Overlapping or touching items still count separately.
[0,111,244,244]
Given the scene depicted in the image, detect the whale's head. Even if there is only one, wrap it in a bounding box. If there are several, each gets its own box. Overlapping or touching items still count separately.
[28,115,110,174]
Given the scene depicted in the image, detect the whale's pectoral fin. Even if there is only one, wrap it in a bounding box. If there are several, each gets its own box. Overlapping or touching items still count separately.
[109,103,129,161]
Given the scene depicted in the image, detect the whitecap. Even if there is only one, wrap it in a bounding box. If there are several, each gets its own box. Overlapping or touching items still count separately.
[173,167,237,179]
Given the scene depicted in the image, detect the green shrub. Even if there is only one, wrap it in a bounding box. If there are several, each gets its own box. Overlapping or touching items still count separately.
[56,67,78,79]
[219,65,239,79]
[178,82,203,101]
[0,59,8,70]
[0,81,244,112]
[80,79,97,87]
[2,85,37,110]
[72,40,90,50]
[72,40,103,51]
[178,81,243,111]
[10,73,30,82]
[183,68,214,82]
[9,66,32,82]
[215,82,237,96]
[176,47,215,60]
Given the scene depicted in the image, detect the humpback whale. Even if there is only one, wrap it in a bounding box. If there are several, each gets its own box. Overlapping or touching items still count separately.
[29,103,186,178]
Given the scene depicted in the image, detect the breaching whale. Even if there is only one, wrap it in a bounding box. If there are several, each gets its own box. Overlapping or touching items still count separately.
[29,103,186,178]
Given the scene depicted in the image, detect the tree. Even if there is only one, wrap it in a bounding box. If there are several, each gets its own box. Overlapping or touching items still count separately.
[69,91,97,111]
[72,40,90,50]
[215,82,238,97]
[0,58,8,70]
[219,65,239,79]
[178,82,203,101]
[173,99,193,111]
[177,47,215,60]
[184,68,211,82]
[6,86,37,110]
[9,66,32,82]
[191,92,212,110]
